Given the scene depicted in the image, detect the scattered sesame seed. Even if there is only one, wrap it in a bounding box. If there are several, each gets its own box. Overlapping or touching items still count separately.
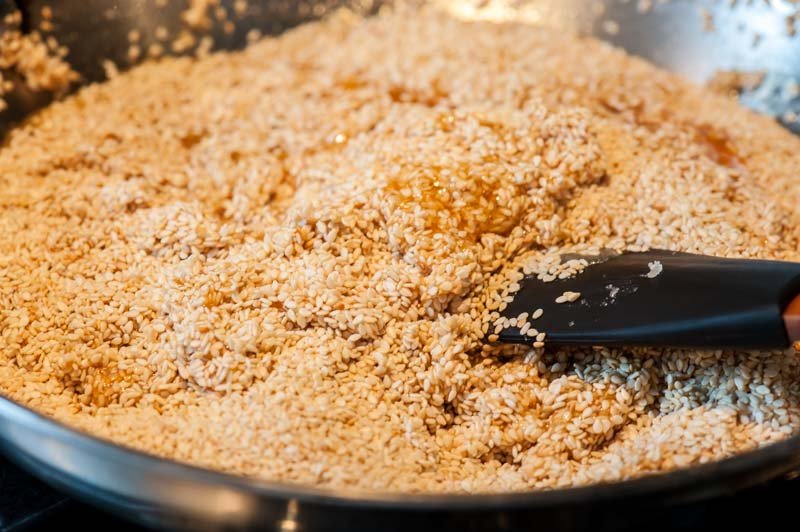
[155,25,169,41]
[602,19,620,35]
[645,260,663,278]
[556,291,582,304]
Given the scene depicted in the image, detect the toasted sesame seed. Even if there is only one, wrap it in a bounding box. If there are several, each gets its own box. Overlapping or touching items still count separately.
[556,291,581,304]
[0,29,76,110]
[602,19,620,35]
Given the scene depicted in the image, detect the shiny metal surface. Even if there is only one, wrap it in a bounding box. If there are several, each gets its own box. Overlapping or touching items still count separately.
[2,1,800,530]
[3,0,800,134]
[5,393,800,531]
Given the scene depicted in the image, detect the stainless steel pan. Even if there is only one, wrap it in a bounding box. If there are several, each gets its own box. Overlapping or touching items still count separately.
[2,1,800,530]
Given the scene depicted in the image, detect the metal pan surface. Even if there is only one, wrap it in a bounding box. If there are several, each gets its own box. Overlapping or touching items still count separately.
[2,1,800,530]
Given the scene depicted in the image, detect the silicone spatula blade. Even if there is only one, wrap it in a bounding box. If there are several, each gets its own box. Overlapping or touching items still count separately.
[497,250,800,349]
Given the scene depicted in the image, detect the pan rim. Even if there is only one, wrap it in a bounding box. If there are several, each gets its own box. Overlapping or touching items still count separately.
[2,391,800,510]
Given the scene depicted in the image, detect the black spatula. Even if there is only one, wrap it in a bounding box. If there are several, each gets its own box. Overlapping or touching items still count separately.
[497,250,800,349]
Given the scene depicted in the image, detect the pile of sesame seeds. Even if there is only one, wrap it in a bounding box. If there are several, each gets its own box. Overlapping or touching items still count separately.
[2,6,800,493]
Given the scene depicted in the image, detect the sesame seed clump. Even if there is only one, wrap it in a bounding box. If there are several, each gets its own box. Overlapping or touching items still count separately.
[0,25,78,111]
[2,6,800,493]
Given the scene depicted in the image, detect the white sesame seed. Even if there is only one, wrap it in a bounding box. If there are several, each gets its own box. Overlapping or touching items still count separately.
[556,291,581,304]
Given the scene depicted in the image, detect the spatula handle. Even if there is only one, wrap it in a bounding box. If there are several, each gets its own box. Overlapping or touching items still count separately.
[782,295,800,345]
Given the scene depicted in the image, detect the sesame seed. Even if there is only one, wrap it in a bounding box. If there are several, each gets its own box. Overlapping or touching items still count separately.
[645,260,663,278]
[556,291,581,304]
